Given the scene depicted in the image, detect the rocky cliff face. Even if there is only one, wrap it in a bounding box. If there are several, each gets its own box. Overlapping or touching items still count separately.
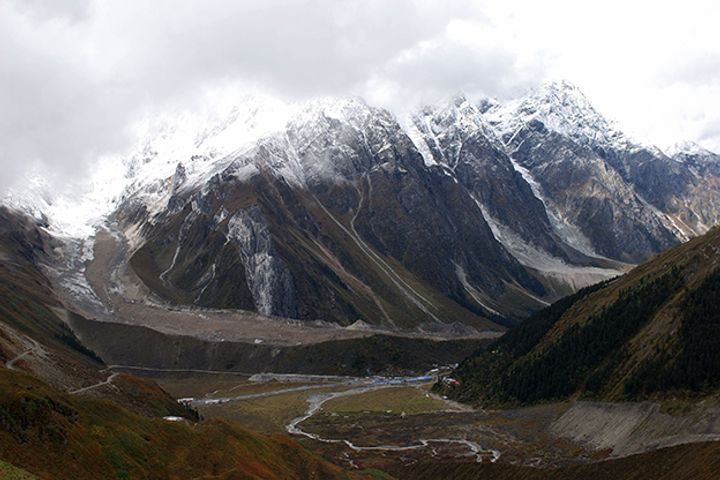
[485,81,679,262]
[484,81,720,261]
[664,142,720,234]
[224,206,297,317]
[123,99,545,331]
[409,94,568,261]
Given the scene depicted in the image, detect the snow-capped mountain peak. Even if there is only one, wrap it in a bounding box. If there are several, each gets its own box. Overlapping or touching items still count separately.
[406,91,504,169]
[485,80,630,151]
[3,94,296,237]
[287,96,398,138]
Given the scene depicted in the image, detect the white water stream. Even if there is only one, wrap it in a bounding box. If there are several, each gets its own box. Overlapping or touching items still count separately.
[286,381,501,463]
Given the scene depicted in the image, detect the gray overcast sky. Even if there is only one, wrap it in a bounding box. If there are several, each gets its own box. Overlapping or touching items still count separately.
[2,0,720,194]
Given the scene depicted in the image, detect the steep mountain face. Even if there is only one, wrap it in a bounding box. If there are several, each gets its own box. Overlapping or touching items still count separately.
[485,81,678,262]
[665,141,720,232]
[485,81,720,262]
[446,225,720,406]
[409,94,573,262]
[407,92,624,294]
[123,99,545,330]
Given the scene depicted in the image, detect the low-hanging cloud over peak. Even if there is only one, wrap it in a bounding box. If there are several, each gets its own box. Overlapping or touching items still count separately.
[2,0,720,194]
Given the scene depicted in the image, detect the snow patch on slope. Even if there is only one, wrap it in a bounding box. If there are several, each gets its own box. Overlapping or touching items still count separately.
[404,118,438,167]
[5,92,295,239]
[226,206,296,317]
[506,156,603,259]
[475,200,620,290]
[5,158,127,239]
[665,140,714,158]
[125,94,294,219]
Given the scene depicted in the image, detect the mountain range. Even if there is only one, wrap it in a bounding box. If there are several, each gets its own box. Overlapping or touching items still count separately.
[8,81,720,333]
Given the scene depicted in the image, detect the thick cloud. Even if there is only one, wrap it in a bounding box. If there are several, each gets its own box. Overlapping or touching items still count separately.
[364,19,546,109]
[1,0,719,194]
[0,0,479,193]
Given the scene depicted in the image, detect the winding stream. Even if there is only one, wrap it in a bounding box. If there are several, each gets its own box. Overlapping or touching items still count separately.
[286,382,501,463]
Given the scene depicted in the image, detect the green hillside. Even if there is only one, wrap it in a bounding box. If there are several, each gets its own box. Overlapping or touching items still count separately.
[445,226,720,406]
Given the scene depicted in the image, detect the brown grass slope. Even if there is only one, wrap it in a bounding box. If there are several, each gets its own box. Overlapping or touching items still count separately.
[0,368,351,480]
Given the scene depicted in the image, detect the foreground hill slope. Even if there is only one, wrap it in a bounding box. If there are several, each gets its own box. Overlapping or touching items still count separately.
[447,225,720,406]
[0,369,348,480]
